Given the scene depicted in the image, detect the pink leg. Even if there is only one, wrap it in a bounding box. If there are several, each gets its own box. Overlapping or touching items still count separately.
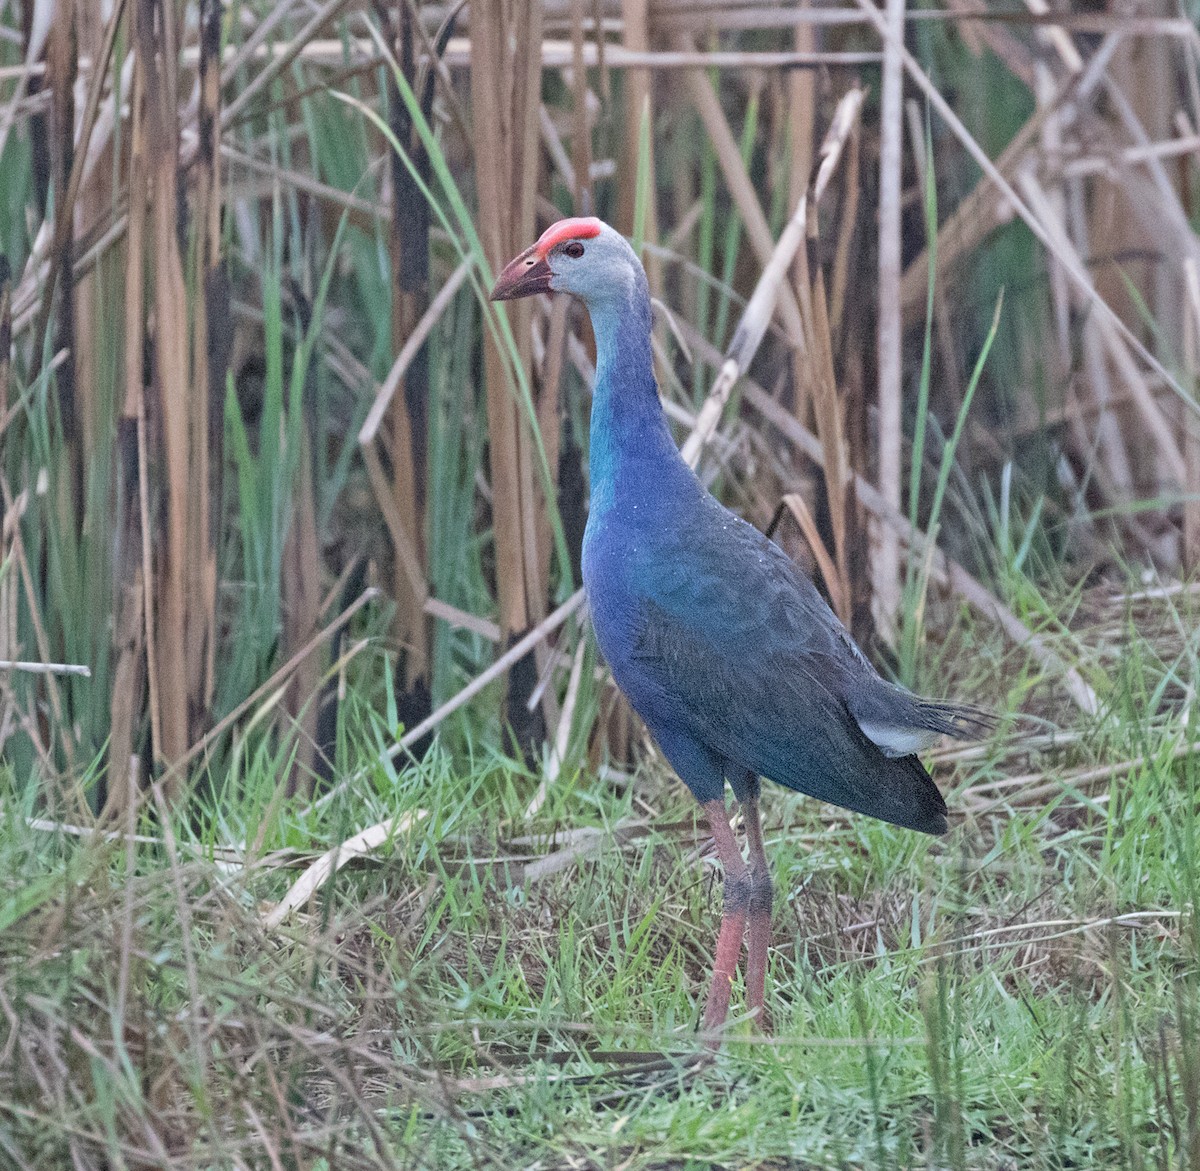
[701,798,750,1041]
[743,796,774,1031]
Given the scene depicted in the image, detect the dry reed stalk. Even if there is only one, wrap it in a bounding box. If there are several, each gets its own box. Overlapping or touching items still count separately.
[140,0,191,779]
[873,0,906,643]
[265,808,429,929]
[524,631,587,818]
[786,2,816,222]
[425,597,503,642]
[652,2,1197,36]
[361,442,427,610]
[0,657,85,676]
[564,46,881,69]
[1184,259,1200,569]
[260,34,882,70]
[191,0,225,719]
[471,0,551,755]
[110,43,151,802]
[678,192,809,467]
[1062,133,1200,177]
[282,425,323,797]
[569,0,593,213]
[0,259,14,741]
[780,492,848,622]
[71,6,106,511]
[786,3,817,431]
[790,89,867,627]
[618,0,653,239]
[379,0,435,731]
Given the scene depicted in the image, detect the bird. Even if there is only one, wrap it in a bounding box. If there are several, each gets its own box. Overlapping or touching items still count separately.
[490,216,992,1040]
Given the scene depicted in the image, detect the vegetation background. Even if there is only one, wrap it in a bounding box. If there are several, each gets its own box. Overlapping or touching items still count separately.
[1,0,1199,1166]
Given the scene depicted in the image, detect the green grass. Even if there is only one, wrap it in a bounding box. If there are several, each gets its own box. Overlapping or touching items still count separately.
[2,585,1197,1168]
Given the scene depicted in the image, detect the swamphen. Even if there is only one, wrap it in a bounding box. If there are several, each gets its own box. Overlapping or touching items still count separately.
[491,217,991,1037]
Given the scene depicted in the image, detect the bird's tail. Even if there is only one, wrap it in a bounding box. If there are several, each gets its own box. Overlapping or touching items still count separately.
[913,699,997,742]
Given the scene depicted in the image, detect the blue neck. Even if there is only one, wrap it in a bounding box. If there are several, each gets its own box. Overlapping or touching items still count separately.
[586,287,681,516]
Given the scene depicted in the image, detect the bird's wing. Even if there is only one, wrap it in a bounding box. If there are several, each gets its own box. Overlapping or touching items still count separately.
[628,509,947,833]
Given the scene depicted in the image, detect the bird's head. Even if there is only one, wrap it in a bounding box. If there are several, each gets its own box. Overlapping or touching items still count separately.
[489,217,642,309]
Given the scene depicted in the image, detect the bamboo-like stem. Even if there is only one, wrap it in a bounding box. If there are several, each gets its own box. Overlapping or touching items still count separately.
[471,0,551,758]
[787,1,816,425]
[143,0,191,775]
[1183,260,1200,569]
[384,1,434,703]
[619,0,654,240]
[119,49,155,796]
[874,0,906,641]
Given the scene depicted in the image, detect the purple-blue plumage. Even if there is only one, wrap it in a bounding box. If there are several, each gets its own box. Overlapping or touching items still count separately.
[491,217,993,1036]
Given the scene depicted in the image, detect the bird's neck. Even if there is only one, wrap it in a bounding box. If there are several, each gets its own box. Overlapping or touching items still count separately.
[586,291,681,514]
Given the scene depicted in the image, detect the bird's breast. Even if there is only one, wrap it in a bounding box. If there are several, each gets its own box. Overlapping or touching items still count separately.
[582,514,636,641]
[582,507,666,689]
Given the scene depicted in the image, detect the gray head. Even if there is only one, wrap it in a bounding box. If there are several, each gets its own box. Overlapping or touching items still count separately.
[489,217,645,311]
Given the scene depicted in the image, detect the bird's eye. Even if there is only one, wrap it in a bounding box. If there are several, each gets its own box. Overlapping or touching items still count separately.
[562,241,585,259]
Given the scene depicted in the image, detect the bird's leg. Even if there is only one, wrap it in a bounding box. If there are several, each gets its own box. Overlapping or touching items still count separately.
[742,796,774,1031]
[701,798,751,1040]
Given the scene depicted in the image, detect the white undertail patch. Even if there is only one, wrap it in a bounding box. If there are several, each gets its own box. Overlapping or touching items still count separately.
[857,721,941,759]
